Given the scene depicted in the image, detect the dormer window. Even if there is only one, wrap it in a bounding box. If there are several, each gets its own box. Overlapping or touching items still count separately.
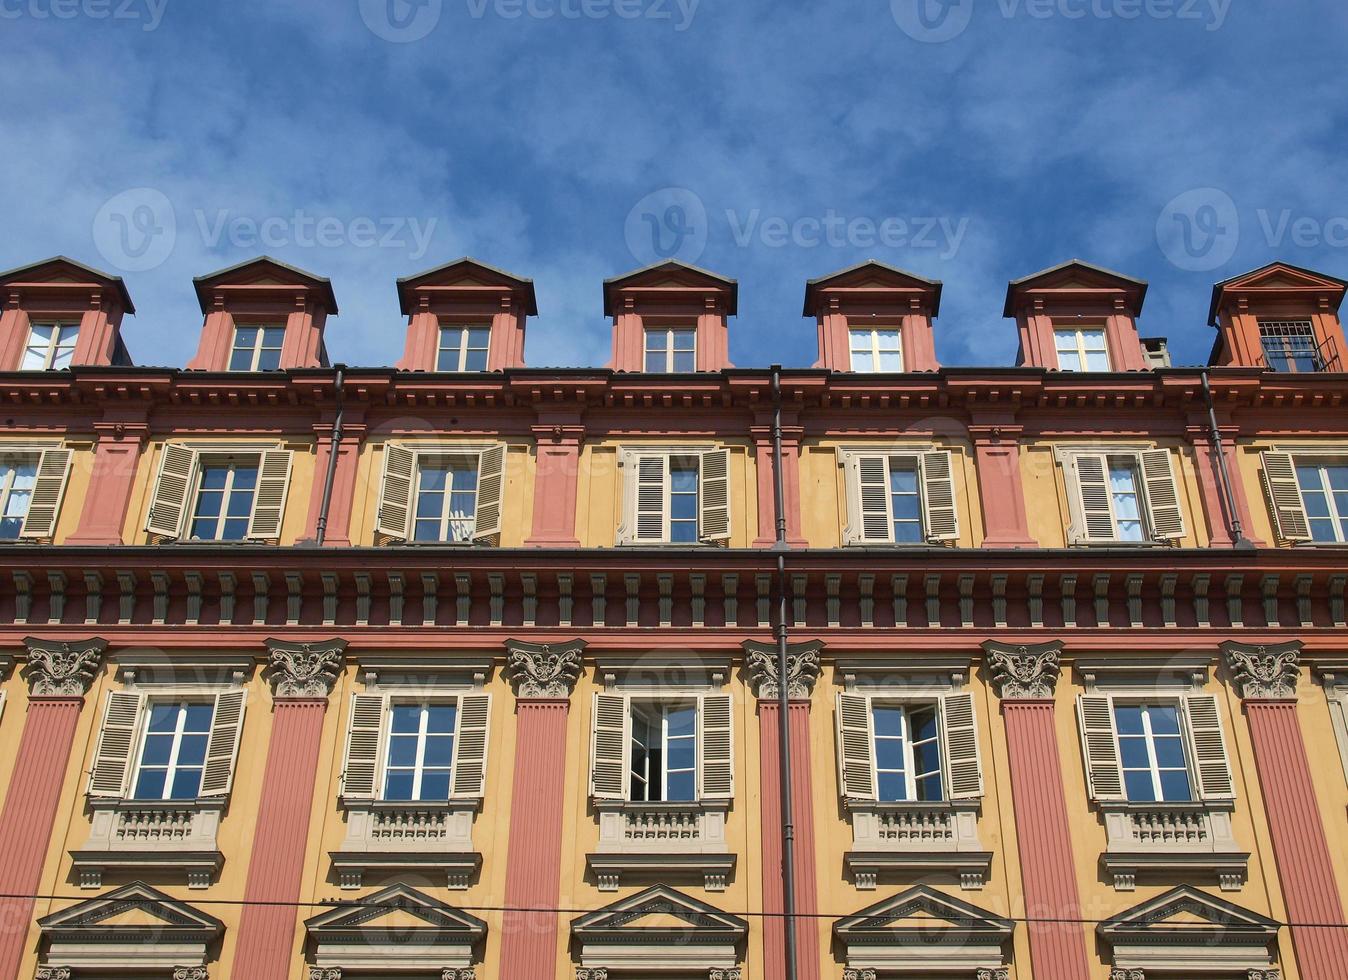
[437,325,491,372]
[1054,325,1110,371]
[1258,319,1323,373]
[644,327,696,372]
[849,327,903,373]
[229,325,285,372]
[22,322,79,370]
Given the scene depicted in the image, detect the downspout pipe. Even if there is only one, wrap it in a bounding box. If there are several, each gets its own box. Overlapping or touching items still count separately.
[1201,369,1254,550]
[314,363,346,547]
[770,364,800,980]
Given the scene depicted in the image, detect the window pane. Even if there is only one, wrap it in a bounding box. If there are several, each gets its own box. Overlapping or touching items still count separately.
[877,350,903,371]
[256,348,282,372]
[391,705,422,733]
[426,705,457,733]
[1085,349,1110,370]
[0,517,21,539]
[1147,705,1181,734]
[419,771,451,801]
[221,517,249,540]
[234,326,259,349]
[875,329,901,349]
[877,771,908,802]
[383,771,414,801]
[387,735,418,767]
[1118,736,1150,769]
[669,520,698,543]
[911,708,939,742]
[667,707,695,737]
[200,467,228,490]
[670,492,697,521]
[913,740,941,775]
[134,769,167,800]
[185,703,215,731]
[464,348,489,372]
[872,707,905,737]
[422,735,455,767]
[1114,704,1144,734]
[1081,329,1107,350]
[672,349,696,372]
[1124,770,1157,802]
[666,770,696,802]
[874,738,906,771]
[1152,736,1187,769]
[672,329,695,350]
[147,704,180,733]
[1058,351,1083,371]
[140,734,174,765]
[670,466,698,493]
[170,769,203,800]
[917,773,943,801]
[176,734,209,767]
[892,493,921,521]
[1159,769,1193,802]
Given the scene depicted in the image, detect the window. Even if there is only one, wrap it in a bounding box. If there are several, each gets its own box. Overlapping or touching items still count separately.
[1115,703,1192,803]
[619,448,731,545]
[1259,451,1348,545]
[1295,460,1348,543]
[228,325,285,371]
[1054,326,1110,371]
[872,703,942,802]
[644,327,696,372]
[437,325,491,372]
[840,450,959,545]
[1062,448,1185,544]
[1259,319,1322,373]
[849,327,903,372]
[629,701,697,802]
[22,322,79,370]
[188,458,259,541]
[383,702,457,802]
[0,456,37,540]
[1106,457,1145,542]
[413,458,478,542]
[133,702,214,801]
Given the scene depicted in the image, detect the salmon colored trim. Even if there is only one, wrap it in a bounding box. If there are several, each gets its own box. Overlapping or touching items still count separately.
[1243,700,1348,979]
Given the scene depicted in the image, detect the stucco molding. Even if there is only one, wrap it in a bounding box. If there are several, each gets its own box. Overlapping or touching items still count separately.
[173,970,209,980]
[575,971,608,980]
[506,638,586,698]
[982,640,1062,699]
[1109,971,1144,980]
[24,636,107,696]
[743,639,823,700]
[1222,640,1301,701]
[265,638,347,698]
[35,970,72,980]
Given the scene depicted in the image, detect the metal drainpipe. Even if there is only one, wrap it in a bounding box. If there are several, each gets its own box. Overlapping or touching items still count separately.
[314,364,346,547]
[1201,369,1253,549]
[770,364,800,980]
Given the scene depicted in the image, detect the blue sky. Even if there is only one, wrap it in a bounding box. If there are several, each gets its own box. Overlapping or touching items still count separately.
[1,0,1345,371]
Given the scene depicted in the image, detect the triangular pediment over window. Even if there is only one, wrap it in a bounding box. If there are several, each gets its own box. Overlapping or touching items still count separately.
[1003,258,1148,317]
[571,884,747,972]
[37,881,221,972]
[803,260,943,316]
[0,255,136,313]
[1099,885,1278,975]
[192,255,338,314]
[396,256,538,315]
[603,260,738,315]
[834,884,1012,974]
[1208,260,1348,325]
[304,883,486,972]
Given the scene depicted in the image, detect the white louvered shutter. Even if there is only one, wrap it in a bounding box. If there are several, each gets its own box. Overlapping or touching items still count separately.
[940,691,983,800]
[590,693,629,800]
[1076,694,1126,801]
[1071,454,1117,543]
[340,693,387,800]
[920,450,960,541]
[634,454,668,543]
[1140,449,1185,540]
[835,691,877,800]
[846,455,891,544]
[88,691,145,798]
[697,693,734,800]
[451,693,492,798]
[375,444,417,540]
[247,449,293,539]
[473,444,505,540]
[1183,695,1236,801]
[19,447,73,539]
[1260,451,1311,542]
[199,689,247,798]
[144,444,197,539]
[698,448,732,542]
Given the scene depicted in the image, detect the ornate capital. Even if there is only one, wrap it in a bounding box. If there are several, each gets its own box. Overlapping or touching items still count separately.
[308,969,341,980]
[984,640,1062,699]
[744,640,823,700]
[1247,970,1280,980]
[843,970,877,980]
[1109,971,1144,980]
[576,970,608,980]
[24,637,107,696]
[36,969,72,980]
[977,971,1010,980]
[442,971,476,980]
[173,970,209,980]
[507,638,586,699]
[708,970,742,980]
[1223,641,1301,700]
[266,638,347,698]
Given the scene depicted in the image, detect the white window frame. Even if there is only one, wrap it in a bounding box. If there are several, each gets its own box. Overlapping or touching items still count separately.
[228,324,286,372]
[436,324,492,372]
[1054,324,1110,372]
[848,326,904,373]
[1113,699,1195,804]
[0,453,39,538]
[1056,445,1186,545]
[617,446,731,546]
[187,453,262,542]
[627,698,698,803]
[410,454,481,543]
[22,321,79,370]
[1293,456,1348,543]
[130,699,216,802]
[837,447,961,546]
[870,699,944,803]
[643,326,697,373]
[1102,454,1146,542]
[380,699,459,803]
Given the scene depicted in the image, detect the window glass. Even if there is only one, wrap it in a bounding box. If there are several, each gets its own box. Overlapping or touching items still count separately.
[383,702,457,802]
[872,703,943,802]
[629,702,697,802]
[1108,458,1145,541]
[1116,702,1192,803]
[21,323,79,370]
[1259,320,1321,373]
[669,457,699,543]
[1296,462,1348,543]
[849,328,903,372]
[644,327,696,372]
[437,326,491,372]
[413,458,478,542]
[229,325,285,371]
[888,460,923,543]
[1055,327,1109,372]
[133,701,215,800]
[0,457,38,539]
[189,460,259,540]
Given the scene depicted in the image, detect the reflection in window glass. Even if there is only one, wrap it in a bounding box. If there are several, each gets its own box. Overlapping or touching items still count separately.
[133,702,214,800]
[0,458,38,539]
[189,460,259,541]
[1115,703,1192,803]
[383,702,457,801]
[413,459,478,542]
[872,703,943,802]
[1296,462,1348,543]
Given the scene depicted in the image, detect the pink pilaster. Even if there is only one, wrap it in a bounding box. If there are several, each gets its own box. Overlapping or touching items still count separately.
[610,309,644,372]
[0,304,31,370]
[1104,307,1147,370]
[969,418,1036,548]
[526,416,584,547]
[901,311,939,371]
[397,310,440,370]
[70,304,116,366]
[187,307,235,370]
[68,415,149,545]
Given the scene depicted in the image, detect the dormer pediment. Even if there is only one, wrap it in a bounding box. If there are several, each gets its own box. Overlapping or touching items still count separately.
[803,260,942,316]
[192,255,338,315]
[1208,261,1348,325]
[603,260,738,316]
[1004,259,1148,317]
[0,255,135,314]
[397,257,538,316]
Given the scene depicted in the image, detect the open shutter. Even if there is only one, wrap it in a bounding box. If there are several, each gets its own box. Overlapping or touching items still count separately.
[920,450,960,542]
[451,693,492,798]
[940,691,984,800]
[472,444,505,540]
[375,444,417,540]
[1183,695,1236,801]
[835,691,877,800]
[1260,451,1311,542]
[144,443,197,539]
[340,693,387,801]
[19,447,73,539]
[88,691,145,798]
[634,454,668,543]
[246,449,293,539]
[1071,454,1117,543]
[590,692,629,800]
[1140,448,1185,540]
[697,693,734,800]
[199,689,247,798]
[699,448,731,542]
[1076,694,1125,801]
[844,454,891,544]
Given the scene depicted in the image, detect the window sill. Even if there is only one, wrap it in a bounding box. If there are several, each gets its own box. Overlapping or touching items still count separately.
[1099,802,1247,891]
[333,800,480,890]
[73,797,226,889]
[589,801,734,892]
[845,800,989,890]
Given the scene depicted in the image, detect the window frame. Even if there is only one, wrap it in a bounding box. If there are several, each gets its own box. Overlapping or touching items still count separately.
[627,697,699,804]
[618,446,731,546]
[228,324,286,372]
[187,453,262,542]
[838,447,961,546]
[1258,318,1322,373]
[1113,699,1195,804]
[436,324,492,372]
[643,325,697,373]
[130,698,216,802]
[1056,445,1186,545]
[1292,456,1348,544]
[0,453,40,540]
[869,699,944,803]
[22,321,80,371]
[848,326,904,373]
[1053,324,1111,372]
[410,453,481,543]
[380,699,460,803]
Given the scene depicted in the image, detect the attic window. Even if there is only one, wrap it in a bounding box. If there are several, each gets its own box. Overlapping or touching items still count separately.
[1259,319,1323,373]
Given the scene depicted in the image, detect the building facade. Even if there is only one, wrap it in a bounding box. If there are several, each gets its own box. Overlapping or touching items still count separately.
[0,254,1345,979]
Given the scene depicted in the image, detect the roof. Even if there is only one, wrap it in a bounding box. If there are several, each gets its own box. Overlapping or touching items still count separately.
[802,259,943,316]
[396,256,538,316]
[1003,258,1149,318]
[602,260,738,316]
[1207,260,1348,326]
[192,255,338,314]
[0,255,135,314]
